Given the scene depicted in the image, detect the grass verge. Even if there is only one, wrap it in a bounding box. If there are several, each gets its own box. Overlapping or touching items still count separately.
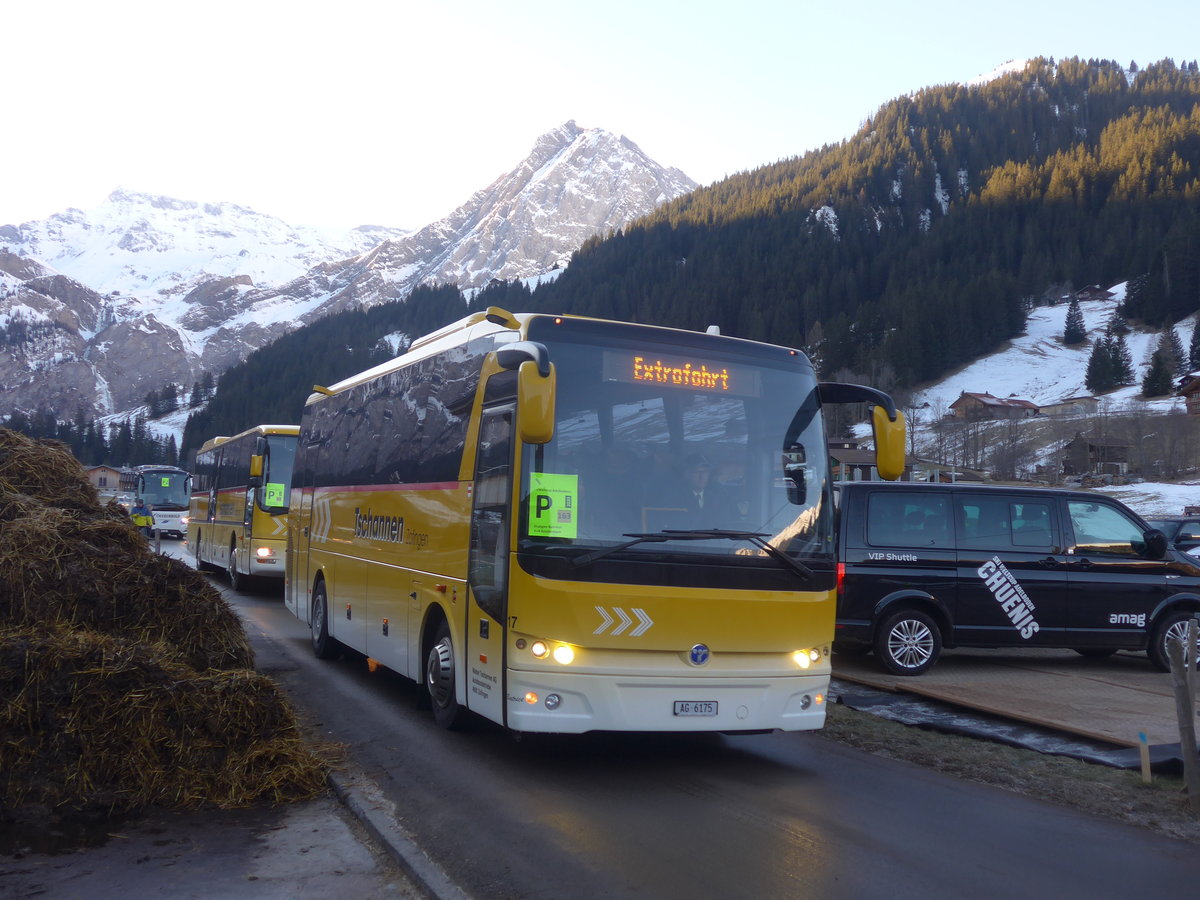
[818,701,1200,844]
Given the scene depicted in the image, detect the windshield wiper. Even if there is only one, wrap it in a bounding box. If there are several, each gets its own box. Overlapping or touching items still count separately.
[570,528,813,581]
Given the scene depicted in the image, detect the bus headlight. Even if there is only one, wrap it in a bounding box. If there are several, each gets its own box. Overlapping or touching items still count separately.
[530,641,549,659]
[793,648,823,669]
[552,645,575,665]
[256,547,275,559]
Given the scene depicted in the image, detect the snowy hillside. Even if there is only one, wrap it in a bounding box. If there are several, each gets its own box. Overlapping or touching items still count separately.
[914,283,1192,415]
[908,281,1198,517]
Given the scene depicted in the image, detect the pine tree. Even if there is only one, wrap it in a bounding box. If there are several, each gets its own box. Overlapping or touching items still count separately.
[1189,321,1200,372]
[1158,326,1186,377]
[1063,297,1087,344]
[1142,349,1174,396]
[1085,338,1114,392]
[1113,333,1135,384]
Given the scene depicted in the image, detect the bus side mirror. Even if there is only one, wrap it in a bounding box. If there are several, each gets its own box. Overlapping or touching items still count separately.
[872,406,907,481]
[249,454,264,486]
[518,360,556,444]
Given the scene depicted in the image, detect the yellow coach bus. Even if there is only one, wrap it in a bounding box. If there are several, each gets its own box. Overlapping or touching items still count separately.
[285,308,904,733]
[189,424,300,590]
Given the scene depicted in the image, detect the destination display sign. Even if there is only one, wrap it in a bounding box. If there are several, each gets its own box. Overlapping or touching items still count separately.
[602,351,761,397]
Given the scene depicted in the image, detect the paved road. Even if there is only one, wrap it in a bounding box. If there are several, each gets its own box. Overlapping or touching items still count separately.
[230,571,1200,899]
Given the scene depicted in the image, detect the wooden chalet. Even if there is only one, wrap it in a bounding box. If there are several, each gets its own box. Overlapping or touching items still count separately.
[949,391,1039,421]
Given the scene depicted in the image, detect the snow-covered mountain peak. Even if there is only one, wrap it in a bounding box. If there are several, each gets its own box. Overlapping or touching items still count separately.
[1,121,696,422]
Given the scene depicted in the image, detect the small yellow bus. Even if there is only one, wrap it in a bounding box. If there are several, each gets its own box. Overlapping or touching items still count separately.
[285,308,904,733]
[189,424,300,590]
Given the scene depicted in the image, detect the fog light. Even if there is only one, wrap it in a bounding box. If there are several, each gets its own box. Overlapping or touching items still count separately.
[525,692,539,704]
[800,694,812,710]
[530,641,549,659]
[552,645,575,665]
[545,693,562,710]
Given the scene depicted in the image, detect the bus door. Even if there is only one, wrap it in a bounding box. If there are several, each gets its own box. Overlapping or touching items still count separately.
[288,438,323,622]
[465,405,513,724]
[203,451,220,564]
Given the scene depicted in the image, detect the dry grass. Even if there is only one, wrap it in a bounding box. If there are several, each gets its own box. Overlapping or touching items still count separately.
[820,700,1200,843]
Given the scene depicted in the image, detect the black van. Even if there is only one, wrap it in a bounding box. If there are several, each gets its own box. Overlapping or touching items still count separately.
[833,481,1200,675]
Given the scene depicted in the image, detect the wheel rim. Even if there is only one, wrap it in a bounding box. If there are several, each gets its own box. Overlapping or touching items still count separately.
[229,550,238,586]
[1163,619,1199,669]
[313,594,325,644]
[426,637,454,708]
[887,619,934,669]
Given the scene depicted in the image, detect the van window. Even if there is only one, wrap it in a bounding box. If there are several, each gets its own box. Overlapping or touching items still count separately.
[1066,500,1146,558]
[957,496,1055,551]
[867,493,952,548]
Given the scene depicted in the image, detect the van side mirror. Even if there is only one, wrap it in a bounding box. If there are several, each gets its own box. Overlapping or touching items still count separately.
[1143,529,1168,559]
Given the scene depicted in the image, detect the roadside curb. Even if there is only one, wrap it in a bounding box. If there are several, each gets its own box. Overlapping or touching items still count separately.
[327,765,470,900]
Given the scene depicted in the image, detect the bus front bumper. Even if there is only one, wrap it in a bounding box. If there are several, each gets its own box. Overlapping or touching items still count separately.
[502,670,829,734]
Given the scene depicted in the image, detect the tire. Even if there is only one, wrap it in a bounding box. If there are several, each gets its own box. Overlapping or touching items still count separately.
[195,531,215,573]
[1071,647,1117,658]
[311,582,341,659]
[874,609,942,676]
[426,620,466,729]
[228,545,243,592]
[1148,610,1200,673]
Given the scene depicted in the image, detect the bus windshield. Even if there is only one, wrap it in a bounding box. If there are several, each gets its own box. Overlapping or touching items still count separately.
[518,319,832,566]
[262,434,298,512]
[139,470,190,510]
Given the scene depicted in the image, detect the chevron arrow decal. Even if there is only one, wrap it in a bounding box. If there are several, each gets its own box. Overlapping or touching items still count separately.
[594,606,654,636]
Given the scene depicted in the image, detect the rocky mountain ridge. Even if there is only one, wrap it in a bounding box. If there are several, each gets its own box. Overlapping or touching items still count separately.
[0,121,695,421]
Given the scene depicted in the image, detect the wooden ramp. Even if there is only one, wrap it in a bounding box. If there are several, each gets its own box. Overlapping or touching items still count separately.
[833,647,1192,748]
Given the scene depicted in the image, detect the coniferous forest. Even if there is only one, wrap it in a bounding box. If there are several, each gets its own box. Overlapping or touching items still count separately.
[164,57,1200,459]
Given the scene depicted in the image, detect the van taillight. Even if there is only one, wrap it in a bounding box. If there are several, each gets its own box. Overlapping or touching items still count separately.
[836,561,845,599]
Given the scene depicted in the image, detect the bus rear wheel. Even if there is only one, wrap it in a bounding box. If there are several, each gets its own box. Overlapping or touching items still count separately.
[426,620,466,729]
[311,582,341,659]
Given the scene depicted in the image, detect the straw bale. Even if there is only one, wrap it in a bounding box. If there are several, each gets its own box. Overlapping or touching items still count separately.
[0,428,329,827]
[0,429,101,513]
[0,626,328,819]
[0,501,252,671]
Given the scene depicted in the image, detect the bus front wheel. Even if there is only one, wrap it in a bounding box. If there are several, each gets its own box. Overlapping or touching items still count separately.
[426,620,466,729]
[228,545,244,592]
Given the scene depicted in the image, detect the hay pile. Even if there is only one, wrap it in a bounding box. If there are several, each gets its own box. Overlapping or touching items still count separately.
[0,428,327,825]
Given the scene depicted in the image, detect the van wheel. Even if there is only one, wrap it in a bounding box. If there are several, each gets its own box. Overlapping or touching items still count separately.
[875,610,941,675]
[1148,610,1200,672]
[426,620,466,729]
[311,582,342,659]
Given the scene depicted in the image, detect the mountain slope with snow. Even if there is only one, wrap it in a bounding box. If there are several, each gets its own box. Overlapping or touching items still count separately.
[0,122,696,419]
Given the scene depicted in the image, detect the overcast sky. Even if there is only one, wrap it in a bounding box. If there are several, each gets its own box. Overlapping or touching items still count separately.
[3,0,1193,230]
